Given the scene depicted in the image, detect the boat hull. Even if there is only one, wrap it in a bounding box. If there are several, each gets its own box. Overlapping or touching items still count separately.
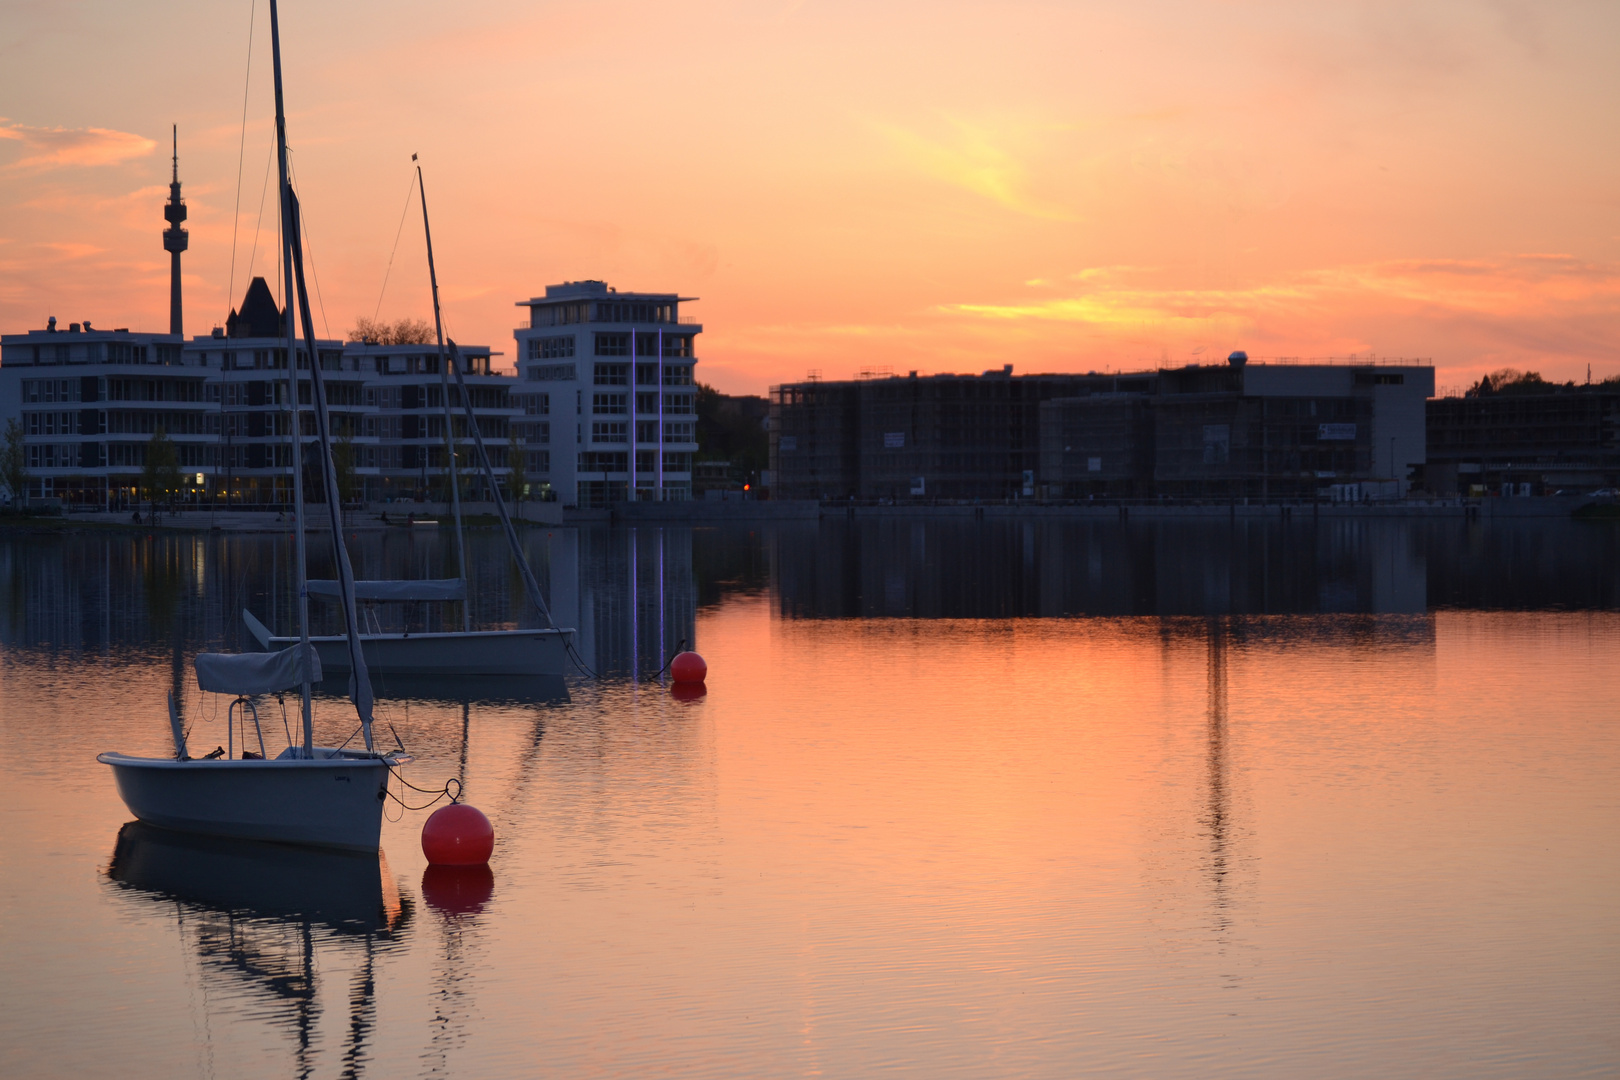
[246,612,574,676]
[98,752,393,852]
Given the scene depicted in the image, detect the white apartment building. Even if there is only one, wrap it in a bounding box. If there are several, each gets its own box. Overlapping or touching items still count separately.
[514,281,701,507]
[345,341,521,502]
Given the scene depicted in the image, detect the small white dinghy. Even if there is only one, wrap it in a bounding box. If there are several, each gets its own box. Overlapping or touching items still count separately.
[99,647,408,852]
[102,0,407,855]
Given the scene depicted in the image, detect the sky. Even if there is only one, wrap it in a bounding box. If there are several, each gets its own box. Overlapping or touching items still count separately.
[1,0,1617,395]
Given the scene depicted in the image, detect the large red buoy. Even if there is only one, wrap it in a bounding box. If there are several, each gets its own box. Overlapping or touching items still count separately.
[421,802,494,866]
[669,650,707,684]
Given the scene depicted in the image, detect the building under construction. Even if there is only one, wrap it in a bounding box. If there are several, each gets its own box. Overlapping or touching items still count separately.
[769,354,1434,501]
[1426,386,1620,495]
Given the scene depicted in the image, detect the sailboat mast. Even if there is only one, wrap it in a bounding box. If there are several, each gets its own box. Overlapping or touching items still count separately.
[418,164,471,633]
[268,0,314,757]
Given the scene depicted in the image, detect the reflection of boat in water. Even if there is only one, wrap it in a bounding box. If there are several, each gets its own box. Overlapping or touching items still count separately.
[334,672,570,707]
[107,820,408,934]
[106,820,411,1074]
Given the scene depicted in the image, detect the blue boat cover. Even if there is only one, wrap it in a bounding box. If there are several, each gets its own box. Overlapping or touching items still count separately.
[196,644,323,695]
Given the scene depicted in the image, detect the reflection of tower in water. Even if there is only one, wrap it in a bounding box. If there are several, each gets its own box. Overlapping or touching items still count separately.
[1202,618,1233,940]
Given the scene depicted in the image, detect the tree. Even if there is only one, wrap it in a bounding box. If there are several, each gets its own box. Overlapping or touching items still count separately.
[507,428,527,502]
[348,316,434,345]
[1467,368,1555,397]
[0,419,26,509]
[141,427,181,515]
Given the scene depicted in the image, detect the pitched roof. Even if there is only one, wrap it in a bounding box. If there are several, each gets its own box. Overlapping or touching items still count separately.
[226,277,284,338]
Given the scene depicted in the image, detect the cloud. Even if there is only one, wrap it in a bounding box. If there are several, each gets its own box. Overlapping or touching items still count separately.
[0,118,155,174]
[875,116,1079,221]
[943,256,1620,331]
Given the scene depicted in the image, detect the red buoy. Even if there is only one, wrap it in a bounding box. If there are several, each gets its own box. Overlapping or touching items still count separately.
[421,802,494,866]
[669,650,707,684]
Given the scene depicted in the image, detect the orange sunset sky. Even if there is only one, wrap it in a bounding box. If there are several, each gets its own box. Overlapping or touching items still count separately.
[2,0,1617,395]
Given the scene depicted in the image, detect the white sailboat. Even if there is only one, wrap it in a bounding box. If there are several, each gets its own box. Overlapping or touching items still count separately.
[100,0,407,852]
[243,160,577,678]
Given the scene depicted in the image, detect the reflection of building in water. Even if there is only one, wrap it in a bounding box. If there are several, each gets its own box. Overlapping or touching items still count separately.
[774,519,1442,619]
[549,526,695,677]
[104,822,411,1076]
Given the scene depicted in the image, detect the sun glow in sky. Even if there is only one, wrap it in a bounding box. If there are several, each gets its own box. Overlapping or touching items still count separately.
[1,0,1616,393]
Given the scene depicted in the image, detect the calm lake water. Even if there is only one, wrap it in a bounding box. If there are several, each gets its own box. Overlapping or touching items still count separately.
[0,518,1616,1078]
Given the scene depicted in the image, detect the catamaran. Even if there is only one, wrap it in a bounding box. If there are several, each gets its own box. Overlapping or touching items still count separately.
[100,0,408,852]
[242,154,575,678]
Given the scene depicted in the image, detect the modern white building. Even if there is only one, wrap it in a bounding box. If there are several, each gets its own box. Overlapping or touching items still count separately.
[0,279,517,509]
[513,281,701,507]
[345,340,521,502]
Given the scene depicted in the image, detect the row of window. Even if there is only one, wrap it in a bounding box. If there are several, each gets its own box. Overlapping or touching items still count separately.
[576,451,694,473]
[590,363,695,386]
[4,342,181,366]
[591,392,694,415]
[592,333,695,358]
[527,336,576,360]
[589,421,696,444]
[528,301,680,328]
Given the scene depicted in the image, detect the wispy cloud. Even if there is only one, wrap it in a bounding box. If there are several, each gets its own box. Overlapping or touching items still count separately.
[875,116,1078,221]
[0,118,155,174]
[944,256,1620,330]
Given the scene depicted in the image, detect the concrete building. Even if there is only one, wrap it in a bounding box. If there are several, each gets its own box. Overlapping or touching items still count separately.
[194,277,363,508]
[513,281,701,507]
[0,278,521,510]
[771,368,1122,501]
[346,340,519,502]
[771,354,1435,502]
[1426,386,1620,496]
[0,320,197,508]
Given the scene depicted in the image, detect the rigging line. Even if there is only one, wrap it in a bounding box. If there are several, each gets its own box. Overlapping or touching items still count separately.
[373,167,419,323]
[286,154,332,340]
[225,0,257,319]
[243,129,276,299]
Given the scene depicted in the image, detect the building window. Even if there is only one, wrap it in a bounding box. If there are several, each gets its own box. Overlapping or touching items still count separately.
[527,364,576,382]
[528,450,550,474]
[578,451,628,473]
[531,302,590,328]
[662,364,693,385]
[662,451,692,472]
[594,333,629,357]
[519,392,549,415]
[594,364,628,386]
[591,421,628,443]
[663,336,694,358]
[526,336,575,360]
[635,420,659,444]
[664,421,694,442]
[663,392,694,414]
[592,392,627,415]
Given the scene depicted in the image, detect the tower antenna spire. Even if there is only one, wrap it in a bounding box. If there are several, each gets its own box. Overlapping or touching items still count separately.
[162,124,188,335]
